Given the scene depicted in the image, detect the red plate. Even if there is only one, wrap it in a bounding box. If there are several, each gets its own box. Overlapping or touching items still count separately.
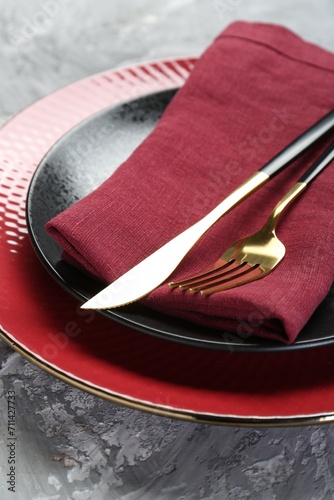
[1,58,334,425]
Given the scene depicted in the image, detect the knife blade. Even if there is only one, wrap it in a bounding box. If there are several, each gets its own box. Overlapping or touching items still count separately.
[81,108,334,310]
[81,172,268,309]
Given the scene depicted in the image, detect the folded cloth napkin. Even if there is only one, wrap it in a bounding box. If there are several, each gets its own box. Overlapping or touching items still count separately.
[46,21,334,344]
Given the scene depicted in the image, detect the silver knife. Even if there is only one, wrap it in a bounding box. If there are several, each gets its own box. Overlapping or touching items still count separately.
[81,109,334,310]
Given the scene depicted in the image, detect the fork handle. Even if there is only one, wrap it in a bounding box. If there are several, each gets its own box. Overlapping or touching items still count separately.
[259,109,334,178]
[298,138,334,184]
[207,111,334,231]
[265,139,334,231]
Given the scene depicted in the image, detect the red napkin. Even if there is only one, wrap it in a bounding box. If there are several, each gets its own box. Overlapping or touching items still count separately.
[46,21,334,344]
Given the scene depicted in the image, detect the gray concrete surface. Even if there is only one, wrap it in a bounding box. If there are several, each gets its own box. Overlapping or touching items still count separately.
[1,1,334,498]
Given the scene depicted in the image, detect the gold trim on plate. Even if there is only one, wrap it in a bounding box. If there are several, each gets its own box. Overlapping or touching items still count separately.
[1,327,334,427]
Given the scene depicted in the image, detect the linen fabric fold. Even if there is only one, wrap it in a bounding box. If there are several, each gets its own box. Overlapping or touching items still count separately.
[46,21,334,343]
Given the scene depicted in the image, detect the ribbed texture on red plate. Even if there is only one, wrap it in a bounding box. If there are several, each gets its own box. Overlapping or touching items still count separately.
[46,21,334,343]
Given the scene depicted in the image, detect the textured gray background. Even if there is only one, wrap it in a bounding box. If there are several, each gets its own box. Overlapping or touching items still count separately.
[1,1,334,499]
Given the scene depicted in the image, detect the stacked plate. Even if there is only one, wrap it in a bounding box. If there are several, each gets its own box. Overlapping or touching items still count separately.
[1,58,334,425]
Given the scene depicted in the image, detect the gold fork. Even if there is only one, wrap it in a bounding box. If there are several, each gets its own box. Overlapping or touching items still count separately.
[169,140,334,295]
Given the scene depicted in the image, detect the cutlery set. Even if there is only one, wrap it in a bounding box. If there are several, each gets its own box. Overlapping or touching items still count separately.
[169,139,334,294]
[82,109,334,310]
[3,23,334,425]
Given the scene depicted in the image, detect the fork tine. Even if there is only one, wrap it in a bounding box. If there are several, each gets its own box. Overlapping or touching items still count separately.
[169,259,240,289]
[189,263,260,293]
[179,262,249,290]
[197,265,263,295]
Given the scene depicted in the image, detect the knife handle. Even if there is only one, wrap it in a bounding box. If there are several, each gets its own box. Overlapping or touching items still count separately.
[259,109,334,178]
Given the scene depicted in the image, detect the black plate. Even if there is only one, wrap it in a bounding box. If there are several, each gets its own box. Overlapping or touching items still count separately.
[26,89,334,352]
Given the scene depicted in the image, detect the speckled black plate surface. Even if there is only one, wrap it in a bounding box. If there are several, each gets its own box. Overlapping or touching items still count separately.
[26,89,334,352]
